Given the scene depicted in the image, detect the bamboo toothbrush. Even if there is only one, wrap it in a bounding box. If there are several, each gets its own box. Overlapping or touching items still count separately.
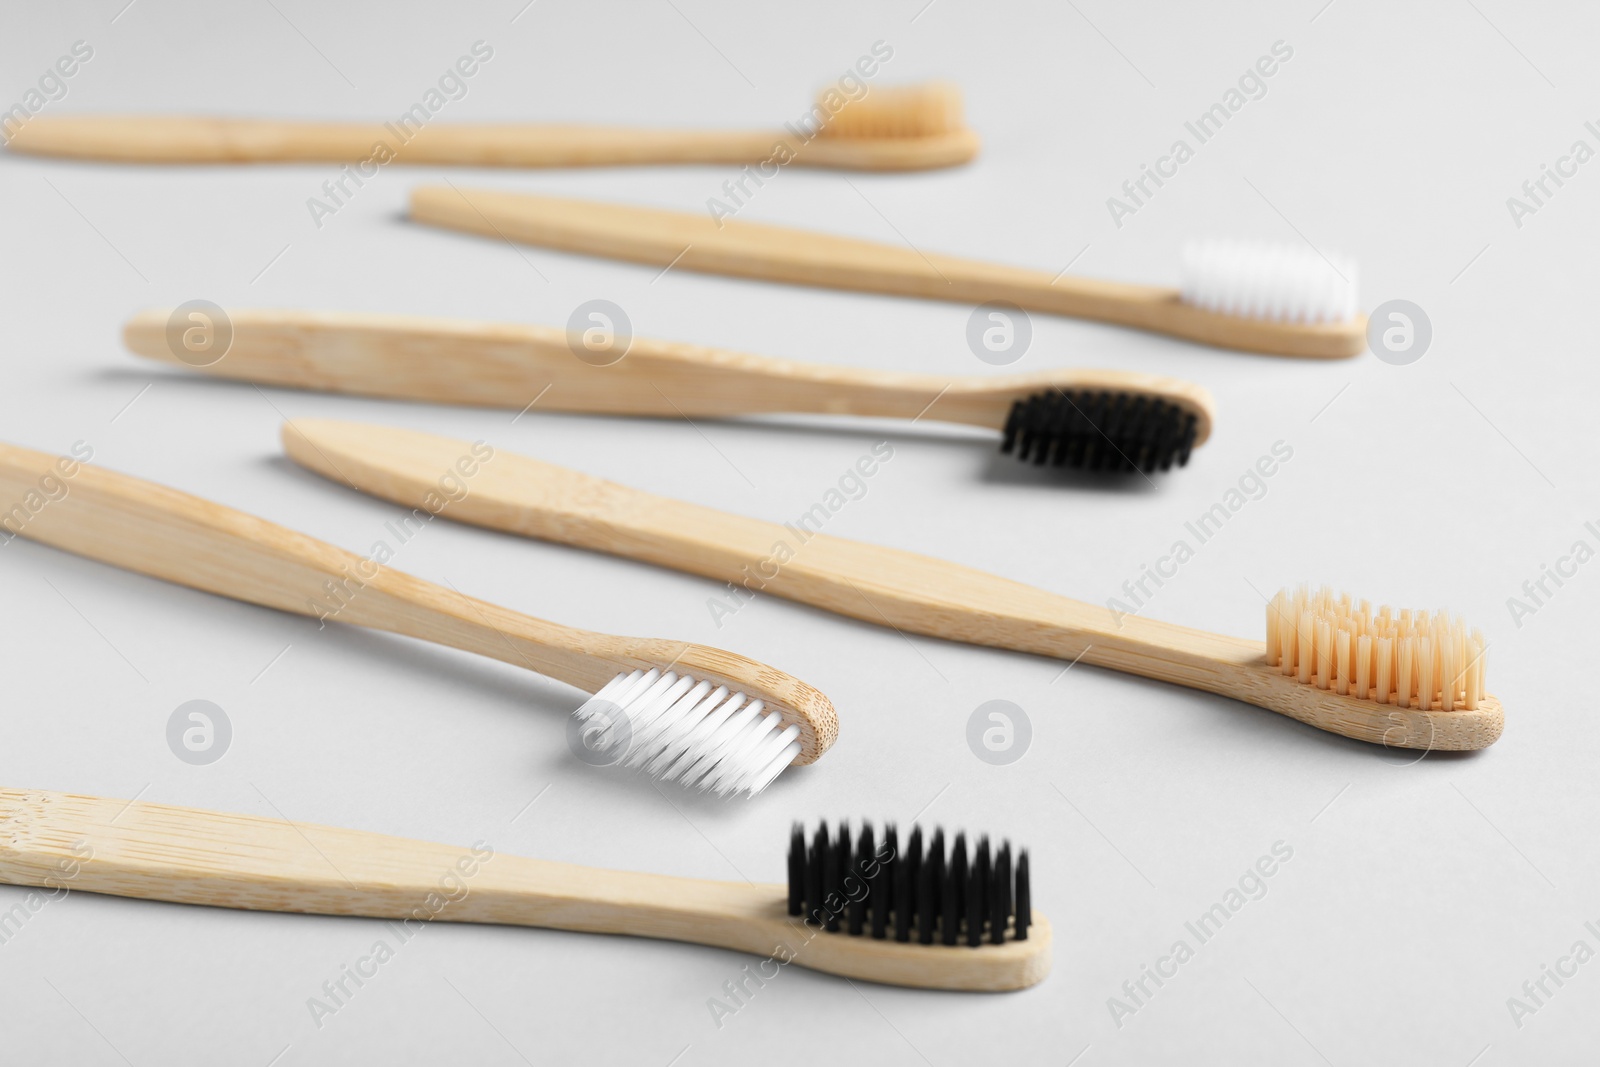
[123,308,1215,475]
[0,789,1047,990]
[409,187,1365,359]
[285,420,1504,751]
[0,441,833,792]
[4,83,976,172]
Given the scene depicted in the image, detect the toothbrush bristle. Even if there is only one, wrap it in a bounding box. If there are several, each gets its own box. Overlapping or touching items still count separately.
[574,669,802,796]
[815,81,966,140]
[1266,585,1487,711]
[1001,390,1197,473]
[1180,241,1359,325]
[787,820,1031,946]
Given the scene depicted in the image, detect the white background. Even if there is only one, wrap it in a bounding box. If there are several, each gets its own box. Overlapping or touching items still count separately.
[2,1,1595,1063]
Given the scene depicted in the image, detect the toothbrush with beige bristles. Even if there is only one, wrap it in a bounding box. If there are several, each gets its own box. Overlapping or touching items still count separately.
[3,82,976,172]
[121,307,1215,475]
[284,420,1503,751]
[408,186,1366,359]
[0,440,835,793]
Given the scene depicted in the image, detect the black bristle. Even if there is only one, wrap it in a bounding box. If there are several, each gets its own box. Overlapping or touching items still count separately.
[992,843,1011,945]
[999,389,1197,475]
[917,829,942,944]
[844,822,866,936]
[943,833,965,946]
[805,840,823,925]
[788,821,1028,949]
[965,846,983,947]
[836,819,853,913]
[899,827,923,943]
[851,823,875,936]
[892,829,912,942]
[974,837,992,944]
[822,823,842,932]
[787,823,805,916]
[812,823,831,928]
[1014,850,1031,942]
[873,825,895,940]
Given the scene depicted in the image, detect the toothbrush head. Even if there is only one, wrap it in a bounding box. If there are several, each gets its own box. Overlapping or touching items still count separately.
[1266,585,1490,712]
[1001,388,1200,474]
[774,819,1051,990]
[816,81,968,141]
[1180,241,1359,326]
[574,660,833,797]
[788,819,1032,948]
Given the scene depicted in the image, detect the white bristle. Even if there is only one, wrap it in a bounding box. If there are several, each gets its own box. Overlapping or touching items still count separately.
[1179,241,1358,325]
[573,669,802,796]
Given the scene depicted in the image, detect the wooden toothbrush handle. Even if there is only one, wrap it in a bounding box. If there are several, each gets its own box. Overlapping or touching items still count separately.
[0,787,776,946]
[5,117,975,170]
[120,307,1212,435]
[5,115,795,166]
[0,440,642,693]
[409,187,1365,359]
[285,421,1503,751]
[0,788,1051,991]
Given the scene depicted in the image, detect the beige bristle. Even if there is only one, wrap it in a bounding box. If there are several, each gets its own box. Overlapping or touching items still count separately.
[1266,585,1485,711]
[1314,619,1332,689]
[1397,637,1414,708]
[1335,629,1351,696]
[1297,611,1313,684]
[1417,639,1433,711]
[815,81,966,140]
[1439,634,1456,713]
[1355,635,1372,699]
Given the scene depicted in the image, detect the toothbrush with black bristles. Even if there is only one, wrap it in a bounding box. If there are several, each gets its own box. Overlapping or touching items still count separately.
[0,789,1050,991]
[122,308,1214,477]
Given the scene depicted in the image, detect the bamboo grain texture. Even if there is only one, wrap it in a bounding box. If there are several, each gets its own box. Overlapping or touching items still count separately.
[5,116,979,171]
[408,187,1368,359]
[285,420,1503,751]
[0,788,1048,991]
[0,439,835,762]
[121,307,1214,444]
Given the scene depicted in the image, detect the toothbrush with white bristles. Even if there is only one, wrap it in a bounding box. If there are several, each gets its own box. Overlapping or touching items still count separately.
[0,440,836,795]
[407,187,1368,359]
